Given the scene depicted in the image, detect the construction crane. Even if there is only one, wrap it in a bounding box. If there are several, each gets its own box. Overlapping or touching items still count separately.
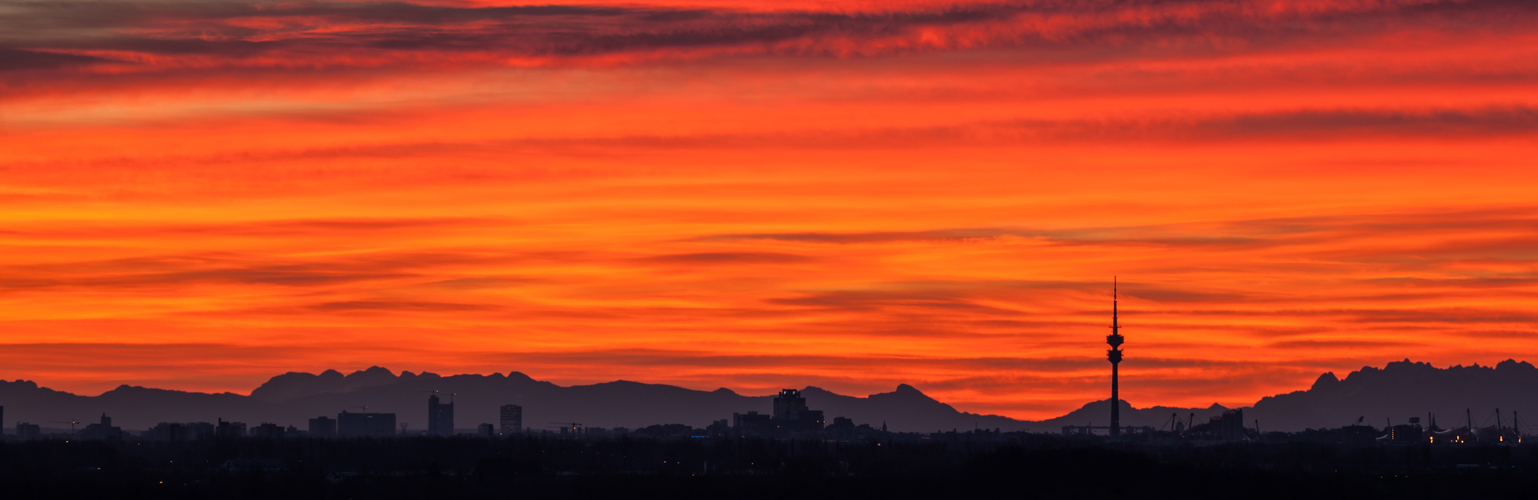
[53,419,81,434]
[420,389,458,403]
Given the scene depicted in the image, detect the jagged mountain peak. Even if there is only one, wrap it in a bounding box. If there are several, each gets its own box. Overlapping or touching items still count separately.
[251,366,408,403]
[799,386,834,397]
[1496,359,1536,371]
[1311,372,1340,391]
[349,366,395,378]
[1250,358,1538,431]
[3,379,41,390]
[872,383,935,401]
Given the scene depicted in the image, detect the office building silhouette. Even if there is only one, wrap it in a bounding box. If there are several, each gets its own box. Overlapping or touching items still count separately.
[732,411,773,434]
[217,419,248,438]
[309,416,337,437]
[732,389,831,436]
[428,394,454,436]
[499,404,522,434]
[773,389,825,432]
[338,411,395,437]
[79,413,123,440]
[1214,409,1247,442]
[147,422,215,441]
[250,422,286,439]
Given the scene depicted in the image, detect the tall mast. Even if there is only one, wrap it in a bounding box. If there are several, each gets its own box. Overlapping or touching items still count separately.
[1107,277,1124,438]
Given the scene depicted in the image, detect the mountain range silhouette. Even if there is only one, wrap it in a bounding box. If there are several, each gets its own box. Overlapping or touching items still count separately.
[2,359,1534,433]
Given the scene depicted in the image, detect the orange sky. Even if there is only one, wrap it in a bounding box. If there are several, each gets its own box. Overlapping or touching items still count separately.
[2,0,1536,419]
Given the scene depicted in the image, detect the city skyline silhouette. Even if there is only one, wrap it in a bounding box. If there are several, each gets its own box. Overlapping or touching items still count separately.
[3,356,1535,436]
[5,0,1538,426]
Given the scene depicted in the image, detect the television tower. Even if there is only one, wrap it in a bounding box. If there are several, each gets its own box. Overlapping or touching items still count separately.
[1107,278,1124,438]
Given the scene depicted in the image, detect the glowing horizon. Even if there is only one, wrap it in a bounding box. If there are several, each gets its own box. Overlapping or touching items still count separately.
[3,0,1537,419]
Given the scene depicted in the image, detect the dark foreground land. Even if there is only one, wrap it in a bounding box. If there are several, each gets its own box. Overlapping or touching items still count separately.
[3,435,1536,499]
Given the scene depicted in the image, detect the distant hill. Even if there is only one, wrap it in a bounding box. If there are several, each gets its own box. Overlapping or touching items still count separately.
[0,368,1030,433]
[1247,359,1538,432]
[1018,359,1538,433]
[2,359,1534,434]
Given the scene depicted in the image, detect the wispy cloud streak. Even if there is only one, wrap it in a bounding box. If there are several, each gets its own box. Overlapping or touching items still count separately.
[0,0,1535,419]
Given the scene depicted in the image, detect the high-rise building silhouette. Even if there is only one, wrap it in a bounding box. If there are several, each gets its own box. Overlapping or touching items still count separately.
[428,394,454,436]
[1107,278,1124,438]
[772,389,825,432]
[499,404,522,434]
[1213,409,1247,441]
[309,416,337,437]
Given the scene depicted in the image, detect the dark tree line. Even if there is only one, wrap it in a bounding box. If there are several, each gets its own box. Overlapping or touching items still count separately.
[3,435,1537,499]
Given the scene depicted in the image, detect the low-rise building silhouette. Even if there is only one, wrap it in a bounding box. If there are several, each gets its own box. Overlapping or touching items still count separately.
[1214,409,1247,442]
[732,410,773,435]
[217,419,247,438]
[16,422,41,440]
[828,416,880,440]
[338,411,395,438]
[79,413,123,440]
[250,422,286,439]
[146,422,215,441]
[309,416,337,437]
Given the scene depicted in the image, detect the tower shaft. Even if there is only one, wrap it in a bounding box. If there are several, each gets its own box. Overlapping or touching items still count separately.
[1111,360,1120,437]
[1106,278,1123,438]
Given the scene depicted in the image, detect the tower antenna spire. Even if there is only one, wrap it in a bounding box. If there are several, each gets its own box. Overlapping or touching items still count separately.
[1106,277,1124,438]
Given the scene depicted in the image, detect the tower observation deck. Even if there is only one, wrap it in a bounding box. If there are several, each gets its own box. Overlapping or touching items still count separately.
[1107,278,1124,438]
